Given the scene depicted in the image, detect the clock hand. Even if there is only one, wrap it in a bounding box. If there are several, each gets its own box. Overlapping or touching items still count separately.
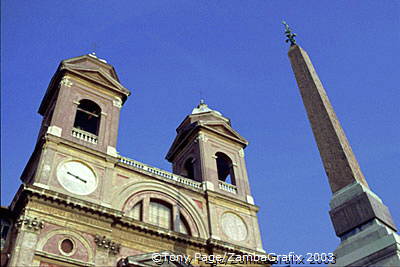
[67,171,87,183]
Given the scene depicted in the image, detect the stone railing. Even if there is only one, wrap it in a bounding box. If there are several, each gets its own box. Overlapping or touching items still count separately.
[218,181,237,194]
[71,128,98,144]
[118,156,203,190]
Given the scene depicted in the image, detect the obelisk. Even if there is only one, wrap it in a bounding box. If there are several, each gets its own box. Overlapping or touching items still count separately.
[284,22,400,266]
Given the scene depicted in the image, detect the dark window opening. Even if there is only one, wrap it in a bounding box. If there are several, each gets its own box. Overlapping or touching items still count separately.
[183,158,195,180]
[216,152,236,185]
[73,99,101,135]
[61,239,74,254]
[0,218,11,245]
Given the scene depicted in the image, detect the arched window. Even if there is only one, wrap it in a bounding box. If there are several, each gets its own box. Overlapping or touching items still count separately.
[215,152,236,185]
[124,195,193,236]
[73,99,101,135]
[127,201,142,221]
[182,158,195,180]
[149,199,172,230]
[178,214,191,235]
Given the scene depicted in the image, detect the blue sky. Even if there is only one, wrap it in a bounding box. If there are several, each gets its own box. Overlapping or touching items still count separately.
[2,0,399,258]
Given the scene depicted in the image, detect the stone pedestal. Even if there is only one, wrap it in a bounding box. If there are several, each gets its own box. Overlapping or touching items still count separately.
[332,219,400,266]
[329,182,400,266]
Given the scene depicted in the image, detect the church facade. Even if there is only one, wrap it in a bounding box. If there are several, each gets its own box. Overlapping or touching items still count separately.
[1,54,268,267]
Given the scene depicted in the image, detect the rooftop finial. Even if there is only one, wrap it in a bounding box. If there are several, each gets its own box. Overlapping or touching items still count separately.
[282,21,297,46]
[200,99,205,105]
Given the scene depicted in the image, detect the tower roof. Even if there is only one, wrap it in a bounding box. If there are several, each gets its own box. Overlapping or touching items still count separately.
[166,101,248,162]
[38,54,131,115]
[191,99,222,116]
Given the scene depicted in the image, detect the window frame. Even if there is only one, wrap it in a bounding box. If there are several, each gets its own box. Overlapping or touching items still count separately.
[215,152,236,185]
[125,194,193,236]
[73,99,102,136]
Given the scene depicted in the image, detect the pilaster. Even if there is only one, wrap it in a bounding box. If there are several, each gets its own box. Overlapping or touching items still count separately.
[8,212,45,267]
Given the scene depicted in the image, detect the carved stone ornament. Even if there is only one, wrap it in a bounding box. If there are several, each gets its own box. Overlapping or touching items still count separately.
[196,133,208,142]
[113,98,122,108]
[60,76,73,88]
[94,235,121,255]
[16,216,44,231]
[238,148,245,158]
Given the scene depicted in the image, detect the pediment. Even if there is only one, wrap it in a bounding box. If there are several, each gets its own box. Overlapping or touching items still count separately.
[68,68,120,88]
[166,120,248,161]
[62,55,119,81]
[201,121,248,145]
[61,56,130,95]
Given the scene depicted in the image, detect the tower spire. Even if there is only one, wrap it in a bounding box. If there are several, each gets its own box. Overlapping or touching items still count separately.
[287,38,399,266]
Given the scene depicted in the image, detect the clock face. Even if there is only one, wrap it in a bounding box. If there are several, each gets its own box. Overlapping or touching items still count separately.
[221,212,248,241]
[57,161,97,195]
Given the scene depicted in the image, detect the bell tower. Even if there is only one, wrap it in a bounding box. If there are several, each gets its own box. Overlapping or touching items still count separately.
[21,54,130,199]
[166,101,263,251]
[37,53,130,155]
[166,100,252,202]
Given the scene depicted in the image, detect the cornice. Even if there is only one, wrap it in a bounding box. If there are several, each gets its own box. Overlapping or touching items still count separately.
[205,190,260,212]
[11,184,266,256]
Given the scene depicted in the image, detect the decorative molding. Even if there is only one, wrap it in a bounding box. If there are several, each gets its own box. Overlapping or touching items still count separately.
[60,76,73,88]
[203,181,215,191]
[35,250,95,267]
[196,133,208,142]
[58,238,76,257]
[246,195,255,205]
[113,97,122,108]
[238,148,245,158]
[94,235,120,255]
[211,234,221,240]
[107,146,118,157]
[33,182,50,190]
[47,126,62,137]
[16,215,44,231]
[256,247,266,253]
[36,225,95,262]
